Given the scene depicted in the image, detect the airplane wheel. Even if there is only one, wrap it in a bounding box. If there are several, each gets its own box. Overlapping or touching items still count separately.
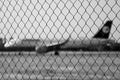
[55,51,59,56]
[18,52,22,55]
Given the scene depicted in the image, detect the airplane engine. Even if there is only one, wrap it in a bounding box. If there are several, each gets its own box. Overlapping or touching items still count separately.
[36,46,48,54]
[102,40,114,51]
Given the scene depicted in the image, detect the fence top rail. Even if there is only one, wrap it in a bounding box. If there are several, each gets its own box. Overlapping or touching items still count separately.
[0,51,119,56]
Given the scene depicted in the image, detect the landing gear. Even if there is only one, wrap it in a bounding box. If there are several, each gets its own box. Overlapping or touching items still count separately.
[55,51,59,56]
[18,52,23,55]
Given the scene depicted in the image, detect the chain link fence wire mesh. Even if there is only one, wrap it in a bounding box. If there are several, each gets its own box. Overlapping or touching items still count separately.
[0,0,120,40]
[0,0,120,79]
[0,52,120,80]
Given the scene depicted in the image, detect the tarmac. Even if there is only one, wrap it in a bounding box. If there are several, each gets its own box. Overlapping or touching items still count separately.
[0,51,120,80]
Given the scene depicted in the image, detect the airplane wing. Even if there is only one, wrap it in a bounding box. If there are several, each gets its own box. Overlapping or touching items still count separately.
[36,35,71,53]
[47,35,70,48]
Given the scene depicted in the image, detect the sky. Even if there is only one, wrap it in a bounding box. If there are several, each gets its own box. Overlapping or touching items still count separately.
[0,0,120,42]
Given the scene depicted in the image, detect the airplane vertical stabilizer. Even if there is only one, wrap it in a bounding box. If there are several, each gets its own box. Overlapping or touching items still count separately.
[93,20,113,39]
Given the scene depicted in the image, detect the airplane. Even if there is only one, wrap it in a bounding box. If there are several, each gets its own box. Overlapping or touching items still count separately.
[35,20,119,55]
[2,20,114,55]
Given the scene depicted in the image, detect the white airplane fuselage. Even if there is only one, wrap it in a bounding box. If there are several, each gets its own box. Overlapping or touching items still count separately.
[3,39,41,51]
[8,39,41,47]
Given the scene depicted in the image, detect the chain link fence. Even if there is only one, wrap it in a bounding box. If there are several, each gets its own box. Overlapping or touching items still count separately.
[0,0,120,79]
[0,52,120,79]
[0,0,120,40]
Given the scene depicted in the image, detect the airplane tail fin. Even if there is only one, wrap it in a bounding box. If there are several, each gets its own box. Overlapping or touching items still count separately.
[93,20,113,39]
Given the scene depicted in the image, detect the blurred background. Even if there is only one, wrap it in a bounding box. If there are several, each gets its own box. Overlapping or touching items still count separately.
[0,0,120,42]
